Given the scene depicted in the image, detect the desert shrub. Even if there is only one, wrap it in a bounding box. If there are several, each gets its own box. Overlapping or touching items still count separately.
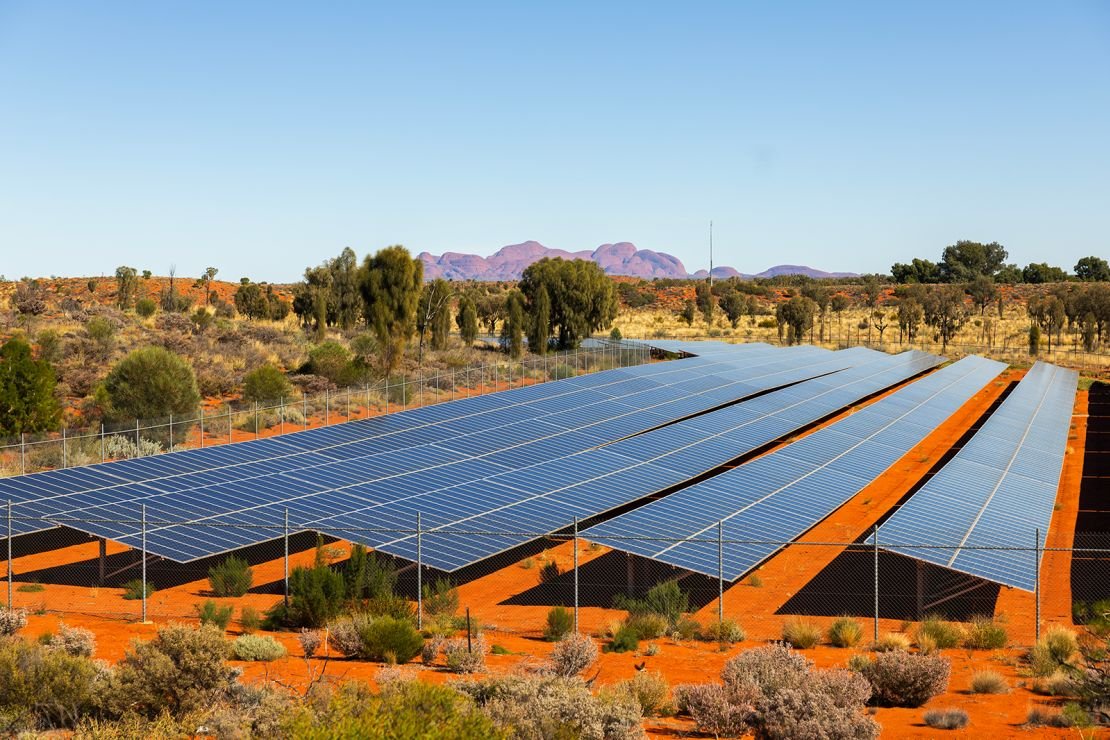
[239,606,262,634]
[613,580,688,627]
[356,616,424,664]
[422,635,446,665]
[105,624,235,718]
[701,618,745,644]
[538,560,561,583]
[0,638,105,729]
[298,629,322,659]
[208,556,253,597]
[915,617,963,649]
[673,683,754,738]
[544,606,573,641]
[344,544,397,602]
[872,632,911,652]
[672,616,700,641]
[781,618,822,649]
[722,643,811,697]
[615,671,670,717]
[242,364,294,403]
[969,670,1008,694]
[327,614,365,657]
[135,297,157,317]
[233,634,287,662]
[44,622,96,657]
[0,606,28,636]
[827,617,863,648]
[550,632,599,677]
[422,578,459,617]
[607,626,639,654]
[923,708,969,730]
[624,612,668,640]
[1031,671,1075,696]
[366,594,416,622]
[1072,598,1110,633]
[1025,706,1075,728]
[269,563,346,628]
[756,678,880,740]
[854,651,950,707]
[1029,626,1079,675]
[963,616,1007,650]
[121,579,155,600]
[195,600,234,631]
[491,644,511,655]
[444,636,486,674]
[1069,624,1110,724]
[457,674,641,740]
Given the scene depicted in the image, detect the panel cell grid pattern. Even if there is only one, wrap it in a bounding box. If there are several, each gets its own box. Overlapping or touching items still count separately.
[583,355,1006,581]
[363,349,945,571]
[872,361,1078,591]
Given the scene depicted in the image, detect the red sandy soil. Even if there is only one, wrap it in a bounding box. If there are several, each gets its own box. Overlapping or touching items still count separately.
[4,373,1106,738]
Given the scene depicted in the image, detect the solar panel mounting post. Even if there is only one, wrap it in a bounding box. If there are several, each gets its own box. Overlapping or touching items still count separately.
[283,508,289,608]
[873,524,879,642]
[416,512,423,630]
[717,520,724,628]
[7,500,12,609]
[140,503,147,624]
[573,517,579,633]
[1034,527,1041,642]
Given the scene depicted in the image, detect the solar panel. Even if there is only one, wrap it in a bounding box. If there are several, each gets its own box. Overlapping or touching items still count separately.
[364,349,946,571]
[871,361,1077,591]
[582,355,1006,581]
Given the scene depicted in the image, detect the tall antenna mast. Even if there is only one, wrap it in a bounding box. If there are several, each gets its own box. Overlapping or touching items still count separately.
[708,220,714,323]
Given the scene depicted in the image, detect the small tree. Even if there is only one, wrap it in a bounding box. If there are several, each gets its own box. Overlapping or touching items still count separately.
[242,365,293,403]
[0,336,62,436]
[101,347,200,427]
[681,299,696,326]
[114,266,139,310]
[201,267,218,305]
[456,294,479,345]
[501,290,525,359]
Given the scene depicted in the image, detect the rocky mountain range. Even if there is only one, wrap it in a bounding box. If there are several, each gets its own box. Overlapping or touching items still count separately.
[417,241,857,282]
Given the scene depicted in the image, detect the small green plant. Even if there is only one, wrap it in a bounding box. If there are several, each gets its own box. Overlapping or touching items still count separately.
[1025,707,1075,728]
[915,616,963,649]
[969,670,1008,694]
[544,606,574,641]
[121,579,155,600]
[538,560,561,583]
[963,616,1007,649]
[16,583,45,593]
[613,580,689,628]
[616,670,670,717]
[1031,671,1074,696]
[748,573,763,587]
[195,600,234,630]
[421,578,459,617]
[356,616,425,664]
[701,618,745,644]
[873,632,912,652]
[232,634,286,661]
[827,617,863,648]
[520,557,535,570]
[1029,626,1079,675]
[491,644,512,655]
[207,556,253,597]
[923,708,969,730]
[624,613,669,640]
[781,618,821,649]
[239,606,262,634]
[608,626,640,653]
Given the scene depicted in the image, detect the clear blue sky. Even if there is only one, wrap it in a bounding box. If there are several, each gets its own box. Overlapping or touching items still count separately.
[1,1,1107,282]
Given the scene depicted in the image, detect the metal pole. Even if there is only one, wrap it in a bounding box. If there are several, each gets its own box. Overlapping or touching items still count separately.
[20,434,25,476]
[416,512,423,630]
[284,508,290,607]
[136,418,141,457]
[199,407,204,448]
[303,395,308,429]
[280,397,285,436]
[62,427,67,468]
[325,388,329,426]
[169,414,173,453]
[717,520,724,627]
[141,503,147,623]
[346,387,350,419]
[228,406,232,445]
[574,516,580,633]
[100,424,106,462]
[1034,527,1041,642]
[7,500,12,608]
[254,403,259,440]
[873,524,880,642]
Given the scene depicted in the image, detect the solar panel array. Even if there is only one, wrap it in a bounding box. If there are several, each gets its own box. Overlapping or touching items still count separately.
[873,361,1077,591]
[367,349,944,570]
[2,342,867,562]
[583,355,1006,581]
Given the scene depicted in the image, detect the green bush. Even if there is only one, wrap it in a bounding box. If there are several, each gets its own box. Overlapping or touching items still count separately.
[613,580,689,627]
[422,578,459,617]
[853,651,951,708]
[102,346,200,426]
[196,600,234,631]
[963,616,1007,650]
[616,670,669,717]
[538,560,561,583]
[356,616,425,664]
[624,612,669,640]
[106,624,235,718]
[969,670,1008,694]
[0,638,104,729]
[239,606,262,634]
[549,633,598,677]
[915,617,963,649]
[544,606,573,641]
[242,365,294,403]
[781,618,821,649]
[121,579,155,600]
[607,626,639,653]
[827,617,863,648]
[345,545,398,602]
[1029,626,1079,675]
[136,297,157,317]
[232,634,287,662]
[701,618,745,644]
[208,556,254,597]
[269,563,346,628]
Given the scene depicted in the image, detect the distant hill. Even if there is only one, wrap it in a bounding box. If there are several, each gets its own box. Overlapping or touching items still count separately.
[418,241,857,281]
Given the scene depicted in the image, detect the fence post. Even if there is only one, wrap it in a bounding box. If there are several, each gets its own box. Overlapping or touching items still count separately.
[416,512,423,630]
[169,414,174,453]
[7,500,12,609]
[62,427,67,468]
[280,397,285,436]
[325,388,330,426]
[228,406,232,445]
[284,508,290,608]
[254,403,259,440]
[346,387,351,419]
[1034,527,1041,643]
[199,407,204,449]
[573,516,580,633]
[140,504,148,623]
[136,419,141,457]
[873,524,880,643]
[20,434,25,476]
[717,520,724,628]
[101,424,106,462]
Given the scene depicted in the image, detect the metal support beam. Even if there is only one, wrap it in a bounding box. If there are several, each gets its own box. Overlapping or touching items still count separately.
[98,538,107,586]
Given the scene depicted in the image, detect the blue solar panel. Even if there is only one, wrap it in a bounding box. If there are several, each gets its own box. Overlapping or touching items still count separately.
[871,361,1077,591]
[583,355,1006,581]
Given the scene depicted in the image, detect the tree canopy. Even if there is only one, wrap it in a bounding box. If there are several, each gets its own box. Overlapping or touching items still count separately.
[517,258,618,349]
[938,240,1009,282]
[1075,256,1110,282]
[101,347,201,423]
[0,336,61,435]
[359,245,423,373]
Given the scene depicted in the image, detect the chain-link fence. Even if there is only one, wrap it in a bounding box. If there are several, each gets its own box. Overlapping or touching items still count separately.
[4,516,1106,651]
[0,342,650,477]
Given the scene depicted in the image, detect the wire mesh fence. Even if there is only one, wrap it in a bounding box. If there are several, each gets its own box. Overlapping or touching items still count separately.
[0,342,651,477]
[4,517,1107,651]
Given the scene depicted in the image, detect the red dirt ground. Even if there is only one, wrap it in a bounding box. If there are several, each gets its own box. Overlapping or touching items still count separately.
[4,373,1106,738]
